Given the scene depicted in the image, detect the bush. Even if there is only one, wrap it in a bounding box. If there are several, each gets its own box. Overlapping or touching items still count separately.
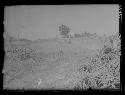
[75,40,120,89]
[4,43,45,83]
[73,78,89,90]
[74,33,81,38]
[5,44,35,61]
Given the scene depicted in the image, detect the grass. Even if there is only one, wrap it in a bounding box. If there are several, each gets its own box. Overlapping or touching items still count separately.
[5,33,119,89]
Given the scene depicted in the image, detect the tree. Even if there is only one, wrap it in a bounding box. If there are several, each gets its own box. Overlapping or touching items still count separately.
[59,24,70,38]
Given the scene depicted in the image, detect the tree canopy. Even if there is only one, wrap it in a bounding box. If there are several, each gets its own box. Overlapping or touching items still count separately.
[59,24,70,38]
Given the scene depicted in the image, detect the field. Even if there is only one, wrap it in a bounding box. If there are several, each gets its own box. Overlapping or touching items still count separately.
[3,34,120,90]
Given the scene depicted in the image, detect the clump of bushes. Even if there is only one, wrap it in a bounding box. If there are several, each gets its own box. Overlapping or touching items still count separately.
[73,33,121,89]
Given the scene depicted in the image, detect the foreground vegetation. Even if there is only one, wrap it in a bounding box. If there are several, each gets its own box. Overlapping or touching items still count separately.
[3,32,121,90]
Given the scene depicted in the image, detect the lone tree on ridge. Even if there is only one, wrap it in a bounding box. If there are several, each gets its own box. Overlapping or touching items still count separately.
[59,24,70,38]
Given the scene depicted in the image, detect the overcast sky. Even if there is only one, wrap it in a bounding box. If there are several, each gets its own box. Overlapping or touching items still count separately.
[5,5,119,40]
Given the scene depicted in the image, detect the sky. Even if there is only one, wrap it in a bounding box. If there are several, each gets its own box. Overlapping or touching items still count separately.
[5,5,119,40]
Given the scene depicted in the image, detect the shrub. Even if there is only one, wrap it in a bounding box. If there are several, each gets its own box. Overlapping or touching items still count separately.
[73,78,89,90]
[5,44,35,62]
[74,33,81,38]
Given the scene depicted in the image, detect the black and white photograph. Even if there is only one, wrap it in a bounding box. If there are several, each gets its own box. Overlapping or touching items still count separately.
[3,5,121,91]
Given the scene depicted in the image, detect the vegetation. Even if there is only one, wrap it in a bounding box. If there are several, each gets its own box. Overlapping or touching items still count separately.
[74,33,81,38]
[4,32,121,89]
[73,33,121,89]
[59,24,70,38]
